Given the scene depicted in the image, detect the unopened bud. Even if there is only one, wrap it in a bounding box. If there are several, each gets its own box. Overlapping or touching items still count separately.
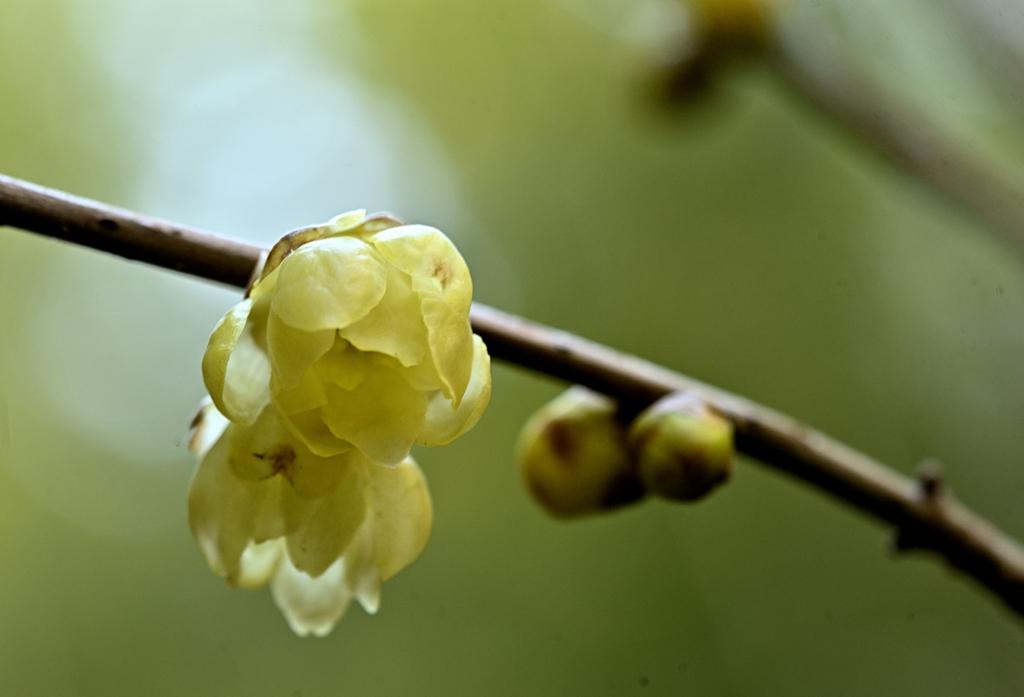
[691,0,789,45]
[629,392,733,501]
[518,387,644,518]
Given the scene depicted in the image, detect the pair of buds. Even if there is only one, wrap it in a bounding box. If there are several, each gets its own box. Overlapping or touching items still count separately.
[518,388,734,518]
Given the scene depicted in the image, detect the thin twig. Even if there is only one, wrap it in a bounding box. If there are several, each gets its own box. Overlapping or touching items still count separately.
[3,172,1024,617]
[770,9,1024,256]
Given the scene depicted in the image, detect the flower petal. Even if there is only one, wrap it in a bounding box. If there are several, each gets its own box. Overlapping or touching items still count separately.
[281,450,366,577]
[320,361,429,468]
[325,209,367,235]
[313,339,369,391]
[277,408,354,458]
[370,224,472,317]
[271,365,328,416]
[415,276,475,406]
[340,265,429,367]
[227,407,348,499]
[186,397,230,458]
[270,554,352,638]
[365,456,433,581]
[259,224,334,284]
[266,310,335,389]
[188,426,286,585]
[417,335,492,446]
[340,522,382,614]
[271,237,387,332]
[237,539,285,589]
[202,299,272,425]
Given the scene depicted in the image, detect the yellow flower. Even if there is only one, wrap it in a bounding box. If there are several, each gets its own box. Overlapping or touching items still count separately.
[188,211,491,636]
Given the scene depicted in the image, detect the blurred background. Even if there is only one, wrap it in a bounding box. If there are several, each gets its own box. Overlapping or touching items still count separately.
[2,0,1024,694]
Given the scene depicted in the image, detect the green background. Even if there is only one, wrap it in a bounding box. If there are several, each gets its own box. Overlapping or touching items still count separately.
[2,0,1024,694]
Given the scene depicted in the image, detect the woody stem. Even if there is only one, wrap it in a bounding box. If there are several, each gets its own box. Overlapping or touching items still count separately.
[3,172,1024,618]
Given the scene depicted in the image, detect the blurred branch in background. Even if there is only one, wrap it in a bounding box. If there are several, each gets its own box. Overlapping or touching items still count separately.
[660,0,1024,258]
[3,172,1024,619]
[773,12,1024,258]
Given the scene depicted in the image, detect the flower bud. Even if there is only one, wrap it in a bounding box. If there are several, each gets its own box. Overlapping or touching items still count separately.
[690,0,790,45]
[629,392,733,501]
[518,387,644,518]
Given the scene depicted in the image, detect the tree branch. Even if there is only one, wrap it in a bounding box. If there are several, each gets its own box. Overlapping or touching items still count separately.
[3,173,1024,618]
[770,10,1024,257]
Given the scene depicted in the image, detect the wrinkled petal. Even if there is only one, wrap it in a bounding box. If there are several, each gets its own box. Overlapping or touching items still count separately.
[259,226,333,284]
[226,406,290,481]
[237,539,285,589]
[248,264,279,309]
[271,365,328,415]
[313,339,369,391]
[371,224,472,317]
[227,407,348,499]
[223,327,272,425]
[277,408,354,458]
[415,276,475,406]
[245,270,276,351]
[365,456,433,581]
[267,310,335,389]
[321,362,429,467]
[341,522,382,614]
[418,335,492,446]
[270,554,352,638]
[280,452,367,577]
[340,265,428,367]
[188,427,286,584]
[325,209,367,235]
[203,300,272,425]
[187,397,230,458]
[271,237,387,332]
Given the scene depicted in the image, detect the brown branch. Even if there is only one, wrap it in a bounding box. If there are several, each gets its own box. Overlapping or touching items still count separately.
[3,173,1024,617]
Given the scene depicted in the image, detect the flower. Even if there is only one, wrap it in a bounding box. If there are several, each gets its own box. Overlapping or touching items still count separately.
[188,211,491,636]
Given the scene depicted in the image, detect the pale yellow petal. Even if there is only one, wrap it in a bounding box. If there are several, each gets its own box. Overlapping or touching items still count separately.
[259,225,332,284]
[365,456,433,581]
[248,263,279,309]
[277,408,353,458]
[245,268,276,351]
[400,352,445,392]
[320,363,429,468]
[188,425,284,585]
[186,397,230,458]
[223,328,272,426]
[415,276,475,406]
[226,406,289,482]
[340,265,429,367]
[341,522,382,614]
[417,335,492,446]
[266,310,335,389]
[271,366,328,415]
[281,451,366,578]
[237,539,285,589]
[313,339,369,391]
[371,224,472,317]
[270,554,352,638]
[271,237,387,332]
[226,407,347,500]
[203,299,271,425]
[326,209,367,234]
[202,300,250,404]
